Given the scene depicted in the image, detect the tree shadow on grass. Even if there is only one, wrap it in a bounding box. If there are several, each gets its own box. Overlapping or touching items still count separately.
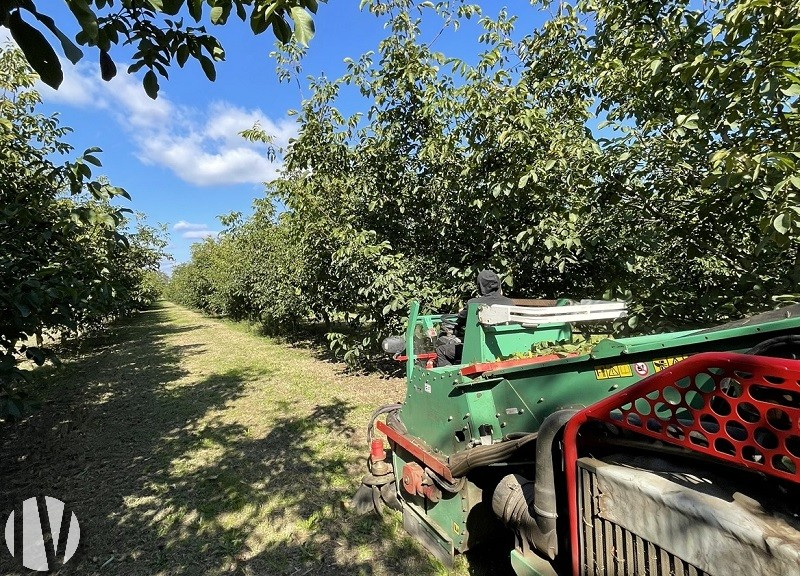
[121,396,514,576]
[91,397,457,576]
[0,305,251,574]
[0,304,477,576]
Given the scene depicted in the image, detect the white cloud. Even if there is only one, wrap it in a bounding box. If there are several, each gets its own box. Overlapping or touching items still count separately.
[182,230,219,239]
[171,221,219,239]
[37,58,296,187]
[174,220,209,232]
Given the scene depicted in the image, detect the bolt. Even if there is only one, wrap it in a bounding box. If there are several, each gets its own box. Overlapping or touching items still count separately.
[447,416,453,421]
[464,412,471,419]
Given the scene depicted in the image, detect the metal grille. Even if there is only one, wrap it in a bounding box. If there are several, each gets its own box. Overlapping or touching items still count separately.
[577,463,709,576]
[568,352,800,484]
[566,353,800,575]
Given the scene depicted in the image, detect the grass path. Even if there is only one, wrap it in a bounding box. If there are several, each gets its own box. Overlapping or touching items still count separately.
[1,302,483,575]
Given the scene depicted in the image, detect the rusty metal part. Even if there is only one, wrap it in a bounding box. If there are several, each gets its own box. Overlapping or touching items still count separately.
[401,462,443,502]
[401,462,425,495]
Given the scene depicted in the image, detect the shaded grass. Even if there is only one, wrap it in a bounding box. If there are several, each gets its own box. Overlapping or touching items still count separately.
[0,302,507,575]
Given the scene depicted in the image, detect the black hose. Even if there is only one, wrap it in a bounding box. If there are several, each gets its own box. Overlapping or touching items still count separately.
[448,432,538,477]
[366,403,403,444]
[427,469,467,493]
[746,335,800,359]
[490,410,578,562]
[532,410,577,527]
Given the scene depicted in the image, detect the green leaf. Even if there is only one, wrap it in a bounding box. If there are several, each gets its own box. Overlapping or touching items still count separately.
[290,6,315,46]
[649,58,662,75]
[272,14,292,43]
[83,154,102,167]
[8,11,63,89]
[199,55,216,81]
[176,44,190,67]
[5,400,22,419]
[143,69,159,99]
[31,12,84,64]
[250,10,269,34]
[782,84,800,97]
[210,6,224,24]
[188,0,203,21]
[676,112,699,130]
[15,303,31,318]
[235,2,246,21]
[65,0,99,42]
[162,0,183,15]
[25,347,46,366]
[99,49,116,81]
[773,212,791,235]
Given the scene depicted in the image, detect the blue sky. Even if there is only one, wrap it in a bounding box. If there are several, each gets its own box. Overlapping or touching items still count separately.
[2,2,543,269]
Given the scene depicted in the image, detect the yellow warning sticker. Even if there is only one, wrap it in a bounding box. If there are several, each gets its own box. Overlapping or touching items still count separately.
[653,356,689,373]
[595,364,633,380]
[452,522,461,535]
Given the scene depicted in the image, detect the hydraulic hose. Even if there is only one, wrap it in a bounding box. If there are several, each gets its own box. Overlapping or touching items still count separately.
[366,403,403,445]
[746,335,800,359]
[448,432,538,477]
[491,409,578,562]
[531,409,578,553]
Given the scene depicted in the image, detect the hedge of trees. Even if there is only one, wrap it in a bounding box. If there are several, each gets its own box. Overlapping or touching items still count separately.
[167,0,800,366]
[1,46,169,419]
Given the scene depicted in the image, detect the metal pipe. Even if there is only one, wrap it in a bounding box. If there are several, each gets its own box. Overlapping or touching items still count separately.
[491,409,578,562]
[531,409,578,559]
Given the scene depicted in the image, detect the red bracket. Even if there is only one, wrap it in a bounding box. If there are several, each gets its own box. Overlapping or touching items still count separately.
[394,352,438,369]
[376,419,454,482]
[459,353,577,377]
[563,351,800,575]
[401,462,425,494]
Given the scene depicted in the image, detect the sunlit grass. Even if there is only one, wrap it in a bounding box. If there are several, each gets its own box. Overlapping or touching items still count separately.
[0,302,495,575]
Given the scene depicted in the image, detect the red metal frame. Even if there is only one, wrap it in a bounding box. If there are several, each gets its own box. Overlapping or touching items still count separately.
[459,354,576,377]
[376,419,455,482]
[563,351,800,575]
[395,352,438,369]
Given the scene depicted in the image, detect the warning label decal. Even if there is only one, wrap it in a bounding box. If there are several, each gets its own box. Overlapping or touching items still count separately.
[595,364,634,380]
[653,355,689,373]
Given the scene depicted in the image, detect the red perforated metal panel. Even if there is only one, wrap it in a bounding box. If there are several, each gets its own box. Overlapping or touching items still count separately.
[564,352,800,575]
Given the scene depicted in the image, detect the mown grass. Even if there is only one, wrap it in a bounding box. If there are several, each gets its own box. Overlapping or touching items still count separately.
[1,302,505,575]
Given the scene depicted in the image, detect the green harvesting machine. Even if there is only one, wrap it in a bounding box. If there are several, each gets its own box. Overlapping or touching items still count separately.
[354,299,800,575]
